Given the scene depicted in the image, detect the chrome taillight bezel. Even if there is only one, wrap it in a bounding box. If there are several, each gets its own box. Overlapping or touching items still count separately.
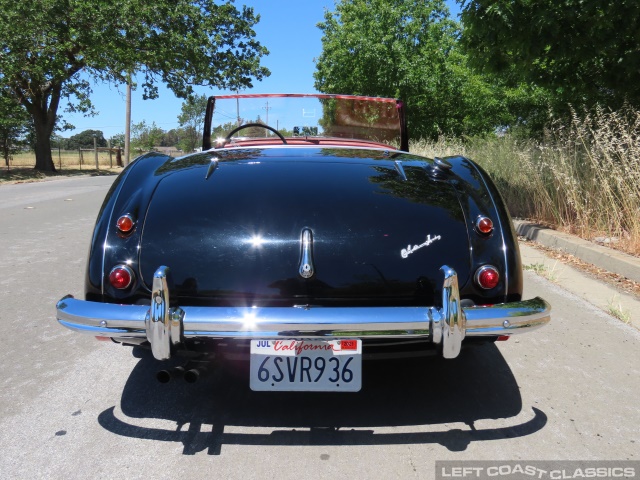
[116,214,136,234]
[108,265,135,290]
[475,216,494,236]
[475,265,500,290]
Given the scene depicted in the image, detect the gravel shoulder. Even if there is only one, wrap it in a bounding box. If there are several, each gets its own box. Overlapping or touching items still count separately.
[519,240,640,330]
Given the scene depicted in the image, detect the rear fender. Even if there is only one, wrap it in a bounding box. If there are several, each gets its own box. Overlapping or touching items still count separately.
[446,156,523,303]
[85,152,172,302]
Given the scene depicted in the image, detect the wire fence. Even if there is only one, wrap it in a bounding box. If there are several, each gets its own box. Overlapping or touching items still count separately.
[6,148,183,170]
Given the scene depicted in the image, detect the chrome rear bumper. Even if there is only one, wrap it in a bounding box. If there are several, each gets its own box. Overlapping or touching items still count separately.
[56,265,550,360]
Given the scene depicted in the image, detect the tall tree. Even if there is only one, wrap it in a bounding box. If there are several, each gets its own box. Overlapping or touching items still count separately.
[131,121,166,153]
[67,129,107,149]
[0,94,31,168]
[314,0,511,139]
[178,94,209,152]
[0,0,269,172]
[163,129,182,148]
[460,0,640,113]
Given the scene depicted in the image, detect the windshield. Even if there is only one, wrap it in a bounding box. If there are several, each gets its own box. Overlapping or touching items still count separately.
[204,94,407,150]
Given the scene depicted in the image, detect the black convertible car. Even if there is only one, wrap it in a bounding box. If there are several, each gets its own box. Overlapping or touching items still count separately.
[56,93,550,391]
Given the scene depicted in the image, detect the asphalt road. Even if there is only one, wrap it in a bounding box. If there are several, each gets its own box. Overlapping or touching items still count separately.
[0,176,638,479]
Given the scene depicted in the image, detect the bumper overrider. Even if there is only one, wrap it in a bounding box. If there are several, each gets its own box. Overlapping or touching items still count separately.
[56,265,550,360]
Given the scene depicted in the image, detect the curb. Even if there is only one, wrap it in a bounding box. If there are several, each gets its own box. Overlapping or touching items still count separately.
[513,220,640,284]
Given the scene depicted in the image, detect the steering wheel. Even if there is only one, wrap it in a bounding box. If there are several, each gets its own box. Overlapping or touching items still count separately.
[224,123,287,144]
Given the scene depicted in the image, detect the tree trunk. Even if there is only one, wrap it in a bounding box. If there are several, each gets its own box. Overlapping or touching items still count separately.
[2,138,10,170]
[22,86,61,173]
[33,117,56,172]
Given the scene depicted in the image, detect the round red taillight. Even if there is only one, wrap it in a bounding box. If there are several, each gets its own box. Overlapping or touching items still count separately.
[116,214,135,234]
[476,216,494,235]
[475,265,500,289]
[109,265,134,289]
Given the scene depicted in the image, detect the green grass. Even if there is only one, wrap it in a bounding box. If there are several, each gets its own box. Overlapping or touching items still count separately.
[607,296,631,323]
[523,262,559,282]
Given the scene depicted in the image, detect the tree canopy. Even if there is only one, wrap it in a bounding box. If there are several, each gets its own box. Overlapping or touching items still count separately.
[314,0,512,140]
[64,130,107,150]
[0,93,31,167]
[178,94,209,152]
[460,0,640,113]
[131,121,165,153]
[0,0,269,171]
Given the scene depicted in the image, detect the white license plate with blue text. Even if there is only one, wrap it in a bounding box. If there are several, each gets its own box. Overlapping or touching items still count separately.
[249,339,362,392]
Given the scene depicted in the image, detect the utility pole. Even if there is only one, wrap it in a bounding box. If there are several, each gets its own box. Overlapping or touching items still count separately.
[262,101,271,137]
[236,95,241,127]
[124,76,132,165]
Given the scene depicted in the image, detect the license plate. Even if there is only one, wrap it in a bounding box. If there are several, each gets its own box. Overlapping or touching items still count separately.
[249,339,362,392]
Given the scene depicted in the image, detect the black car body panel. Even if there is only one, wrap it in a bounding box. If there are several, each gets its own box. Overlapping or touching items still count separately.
[139,149,471,306]
[59,94,548,379]
[88,149,521,308]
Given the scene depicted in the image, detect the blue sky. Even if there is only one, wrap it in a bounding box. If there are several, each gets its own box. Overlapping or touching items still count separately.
[61,1,461,139]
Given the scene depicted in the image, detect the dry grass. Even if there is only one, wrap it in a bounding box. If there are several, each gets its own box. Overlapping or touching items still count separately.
[8,150,124,169]
[2,150,129,184]
[411,106,640,257]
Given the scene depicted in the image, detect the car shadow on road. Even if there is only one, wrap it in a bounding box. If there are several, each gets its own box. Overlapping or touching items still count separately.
[97,344,547,454]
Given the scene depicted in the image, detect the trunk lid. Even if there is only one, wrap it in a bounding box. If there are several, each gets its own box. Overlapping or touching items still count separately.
[139,149,471,306]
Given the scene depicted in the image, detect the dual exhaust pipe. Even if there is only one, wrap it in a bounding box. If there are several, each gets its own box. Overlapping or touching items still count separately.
[156,365,206,384]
